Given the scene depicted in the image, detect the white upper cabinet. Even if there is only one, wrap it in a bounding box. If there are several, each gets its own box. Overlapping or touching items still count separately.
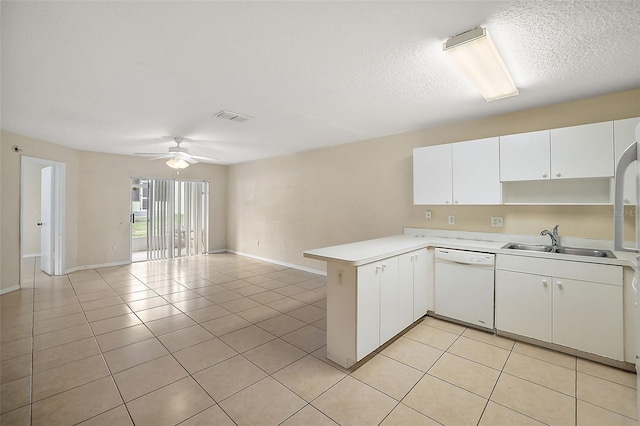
[550,121,614,179]
[500,130,551,181]
[413,137,501,205]
[614,117,640,205]
[413,144,453,205]
[452,137,501,204]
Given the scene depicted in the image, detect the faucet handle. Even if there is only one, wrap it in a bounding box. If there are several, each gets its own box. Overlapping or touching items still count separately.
[552,225,559,234]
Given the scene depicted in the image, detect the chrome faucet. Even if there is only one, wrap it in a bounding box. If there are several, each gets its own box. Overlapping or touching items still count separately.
[541,225,560,249]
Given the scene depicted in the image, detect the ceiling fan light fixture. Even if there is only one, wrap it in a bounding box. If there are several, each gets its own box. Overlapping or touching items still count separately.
[443,27,518,102]
[166,157,190,169]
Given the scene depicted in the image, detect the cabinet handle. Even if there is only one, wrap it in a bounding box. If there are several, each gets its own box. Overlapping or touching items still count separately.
[542,173,548,178]
[445,200,450,204]
[555,172,561,177]
[624,198,630,204]
[454,200,459,204]
[556,281,563,288]
[542,279,548,286]
[375,265,381,273]
[414,254,419,260]
[381,264,387,271]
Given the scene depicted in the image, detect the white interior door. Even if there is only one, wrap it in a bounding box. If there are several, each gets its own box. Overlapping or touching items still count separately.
[40,166,54,274]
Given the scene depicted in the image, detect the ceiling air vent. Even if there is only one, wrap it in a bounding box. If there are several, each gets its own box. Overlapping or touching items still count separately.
[214,110,253,123]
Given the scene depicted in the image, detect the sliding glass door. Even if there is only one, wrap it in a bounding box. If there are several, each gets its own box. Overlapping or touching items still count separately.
[131,178,209,261]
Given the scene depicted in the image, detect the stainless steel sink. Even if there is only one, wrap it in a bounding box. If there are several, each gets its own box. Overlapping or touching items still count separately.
[504,243,616,259]
[504,243,554,252]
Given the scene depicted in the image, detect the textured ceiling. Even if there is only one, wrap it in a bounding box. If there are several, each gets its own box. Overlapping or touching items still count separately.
[2,1,639,164]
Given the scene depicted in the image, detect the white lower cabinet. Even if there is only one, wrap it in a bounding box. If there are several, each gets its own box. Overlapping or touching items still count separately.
[326,249,428,368]
[495,255,623,361]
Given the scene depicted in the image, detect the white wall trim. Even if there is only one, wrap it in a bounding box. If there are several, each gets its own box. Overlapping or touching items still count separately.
[207,249,227,254]
[22,253,40,258]
[0,285,21,295]
[226,250,326,276]
[64,260,130,274]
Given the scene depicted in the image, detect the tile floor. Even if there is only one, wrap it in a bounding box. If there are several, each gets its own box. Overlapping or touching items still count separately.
[1,254,637,425]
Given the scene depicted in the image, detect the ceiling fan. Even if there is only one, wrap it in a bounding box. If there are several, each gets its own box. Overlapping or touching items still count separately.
[134,137,219,169]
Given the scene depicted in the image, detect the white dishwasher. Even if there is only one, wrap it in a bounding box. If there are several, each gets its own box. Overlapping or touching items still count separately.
[434,248,495,330]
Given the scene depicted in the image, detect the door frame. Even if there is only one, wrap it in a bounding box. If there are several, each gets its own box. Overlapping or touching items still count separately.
[20,156,66,279]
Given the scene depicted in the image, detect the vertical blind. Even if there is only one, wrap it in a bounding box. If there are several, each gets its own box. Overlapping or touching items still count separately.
[146,179,209,260]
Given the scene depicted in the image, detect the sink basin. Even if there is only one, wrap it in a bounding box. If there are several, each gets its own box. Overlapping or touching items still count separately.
[554,247,616,258]
[504,243,554,252]
[504,243,616,259]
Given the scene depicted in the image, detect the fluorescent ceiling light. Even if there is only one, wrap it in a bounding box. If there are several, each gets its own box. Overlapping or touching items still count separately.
[444,27,518,102]
[166,157,190,169]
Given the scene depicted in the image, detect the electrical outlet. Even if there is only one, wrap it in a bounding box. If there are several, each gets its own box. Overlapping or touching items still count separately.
[448,215,455,225]
[425,210,432,220]
[491,216,504,227]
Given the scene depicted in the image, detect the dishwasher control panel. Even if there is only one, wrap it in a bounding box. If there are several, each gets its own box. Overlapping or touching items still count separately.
[435,248,495,266]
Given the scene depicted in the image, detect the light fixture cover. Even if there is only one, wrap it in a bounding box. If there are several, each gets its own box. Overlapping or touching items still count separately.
[166,157,190,169]
[444,27,518,101]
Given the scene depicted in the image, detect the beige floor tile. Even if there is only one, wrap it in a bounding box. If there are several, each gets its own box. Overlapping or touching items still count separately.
[162,290,200,303]
[185,305,232,323]
[312,299,327,310]
[173,338,237,374]
[281,325,326,353]
[352,354,423,400]
[180,405,235,425]
[33,354,110,401]
[103,338,168,373]
[234,284,268,297]
[173,297,216,312]
[312,376,397,425]
[135,304,181,322]
[281,405,337,426]
[201,314,251,336]
[219,325,276,352]
[0,337,32,361]
[204,290,243,304]
[81,296,123,312]
[31,376,122,425]
[380,403,440,425]
[576,400,637,426]
[381,336,444,372]
[0,313,33,332]
[144,313,197,336]
[290,290,325,304]
[33,323,93,351]
[243,339,306,374]
[84,304,132,322]
[121,290,159,303]
[403,324,459,350]
[491,373,575,425]
[33,296,79,312]
[126,377,214,426]
[479,401,545,426]
[310,346,352,374]
[77,289,117,302]
[95,324,155,352]
[0,405,31,426]
[428,352,500,398]
[266,297,306,313]
[513,341,576,370]
[114,354,188,402]
[0,353,31,383]
[218,297,261,313]
[193,355,267,402]
[420,316,467,335]
[577,372,637,420]
[273,354,345,401]
[504,352,576,396]
[448,336,510,370]
[274,285,307,297]
[287,305,326,324]
[248,290,286,304]
[0,376,31,414]
[89,313,141,335]
[126,296,166,311]
[158,324,214,352]
[577,358,637,389]
[403,374,486,425]
[220,377,306,425]
[77,404,133,425]
[463,327,515,350]
[112,283,149,295]
[256,314,307,337]
[32,337,100,374]
[32,312,86,336]
[236,305,281,323]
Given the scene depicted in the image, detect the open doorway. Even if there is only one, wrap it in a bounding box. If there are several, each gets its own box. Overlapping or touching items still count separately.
[20,156,65,286]
[130,178,209,262]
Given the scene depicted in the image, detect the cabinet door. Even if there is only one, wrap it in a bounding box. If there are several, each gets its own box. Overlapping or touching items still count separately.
[614,117,640,205]
[500,130,551,181]
[413,145,453,205]
[398,252,415,331]
[379,257,399,345]
[550,121,614,179]
[495,270,552,342]
[412,249,429,322]
[552,278,623,360]
[356,263,381,360]
[452,137,501,204]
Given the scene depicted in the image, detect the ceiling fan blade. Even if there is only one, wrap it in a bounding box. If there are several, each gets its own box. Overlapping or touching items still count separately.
[189,155,220,162]
[148,154,173,160]
[134,152,167,155]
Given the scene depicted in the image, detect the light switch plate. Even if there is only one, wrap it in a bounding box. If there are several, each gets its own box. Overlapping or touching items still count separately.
[491,216,504,227]
[448,215,455,225]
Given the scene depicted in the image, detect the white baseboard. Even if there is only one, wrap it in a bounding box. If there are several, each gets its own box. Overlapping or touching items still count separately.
[207,249,227,254]
[227,250,326,276]
[22,253,40,258]
[64,260,131,274]
[0,285,21,295]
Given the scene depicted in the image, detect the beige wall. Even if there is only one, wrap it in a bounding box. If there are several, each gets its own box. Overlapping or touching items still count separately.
[22,160,46,256]
[0,131,227,292]
[228,89,640,272]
